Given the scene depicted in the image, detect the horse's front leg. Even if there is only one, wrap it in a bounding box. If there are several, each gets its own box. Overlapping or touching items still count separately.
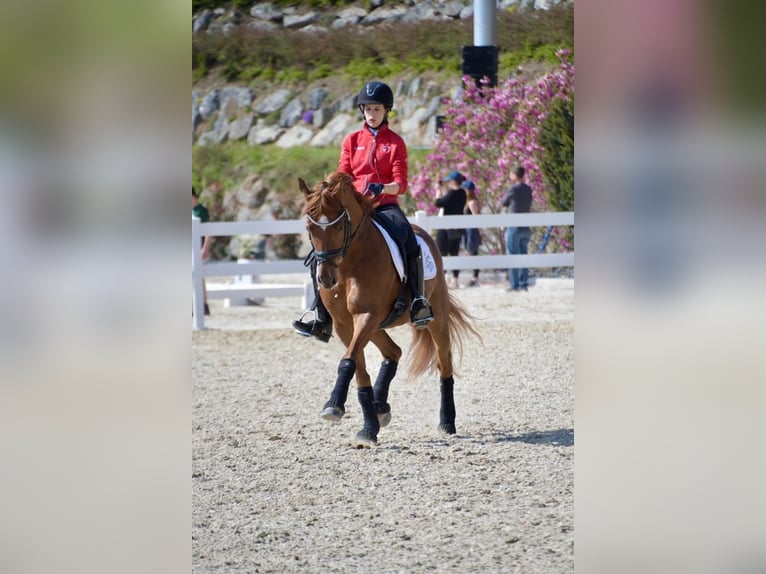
[344,312,383,448]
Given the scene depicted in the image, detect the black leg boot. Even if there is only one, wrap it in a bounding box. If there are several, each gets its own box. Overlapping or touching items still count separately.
[407,246,434,329]
[292,261,333,342]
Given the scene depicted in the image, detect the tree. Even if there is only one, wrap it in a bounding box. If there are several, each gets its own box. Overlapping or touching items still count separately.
[410,50,574,255]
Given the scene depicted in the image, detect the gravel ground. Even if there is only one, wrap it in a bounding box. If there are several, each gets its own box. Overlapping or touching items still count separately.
[193,275,574,573]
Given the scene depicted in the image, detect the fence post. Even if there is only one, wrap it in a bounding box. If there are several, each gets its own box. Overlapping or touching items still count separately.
[192,217,206,330]
[414,210,429,231]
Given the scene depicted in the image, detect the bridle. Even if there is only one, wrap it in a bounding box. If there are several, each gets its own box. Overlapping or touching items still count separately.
[304,205,367,270]
[302,174,373,272]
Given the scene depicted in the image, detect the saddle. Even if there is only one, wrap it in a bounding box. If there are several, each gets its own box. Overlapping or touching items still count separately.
[371,213,436,329]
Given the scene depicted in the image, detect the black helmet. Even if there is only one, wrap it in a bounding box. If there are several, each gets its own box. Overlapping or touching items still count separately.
[357,81,394,110]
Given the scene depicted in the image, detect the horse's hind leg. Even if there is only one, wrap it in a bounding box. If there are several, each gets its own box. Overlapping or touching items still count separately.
[438,375,456,434]
[369,331,402,428]
[429,318,457,435]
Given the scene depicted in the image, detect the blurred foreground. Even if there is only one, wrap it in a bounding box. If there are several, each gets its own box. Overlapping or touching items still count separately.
[0,0,764,572]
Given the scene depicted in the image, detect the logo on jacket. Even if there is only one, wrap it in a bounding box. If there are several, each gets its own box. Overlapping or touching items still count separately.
[380,144,391,153]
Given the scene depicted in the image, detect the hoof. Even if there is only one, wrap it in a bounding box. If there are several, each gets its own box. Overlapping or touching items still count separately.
[354,429,378,448]
[321,405,345,422]
[438,422,456,435]
[376,403,392,427]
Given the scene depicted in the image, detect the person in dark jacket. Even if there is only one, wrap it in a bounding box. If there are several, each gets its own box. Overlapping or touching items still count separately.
[461,180,482,287]
[435,170,467,288]
[500,166,533,291]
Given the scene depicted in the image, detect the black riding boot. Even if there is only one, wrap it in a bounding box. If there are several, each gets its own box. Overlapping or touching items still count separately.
[407,246,434,329]
[292,270,332,342]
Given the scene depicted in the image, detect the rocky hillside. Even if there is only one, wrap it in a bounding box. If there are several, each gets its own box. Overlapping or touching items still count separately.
[192,0,572,149]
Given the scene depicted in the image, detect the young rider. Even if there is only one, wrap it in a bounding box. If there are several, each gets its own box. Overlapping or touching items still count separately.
[293,80,434,342]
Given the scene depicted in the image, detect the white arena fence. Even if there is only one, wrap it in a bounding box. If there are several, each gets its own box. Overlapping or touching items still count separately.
[192,211,574,330]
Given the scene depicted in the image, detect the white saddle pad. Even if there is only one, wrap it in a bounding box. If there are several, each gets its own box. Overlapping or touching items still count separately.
[372,221,437,282]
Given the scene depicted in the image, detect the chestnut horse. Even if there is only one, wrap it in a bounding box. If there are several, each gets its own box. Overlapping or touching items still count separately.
[298,172,479,447]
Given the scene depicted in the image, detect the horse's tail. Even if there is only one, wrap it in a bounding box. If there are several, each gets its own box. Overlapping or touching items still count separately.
[408,290,481,380]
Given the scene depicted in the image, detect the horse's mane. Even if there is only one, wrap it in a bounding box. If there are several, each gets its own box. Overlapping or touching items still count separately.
[304,171,372,220]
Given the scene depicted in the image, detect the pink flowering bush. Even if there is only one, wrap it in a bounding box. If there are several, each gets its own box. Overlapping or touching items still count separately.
[410,50,574,255]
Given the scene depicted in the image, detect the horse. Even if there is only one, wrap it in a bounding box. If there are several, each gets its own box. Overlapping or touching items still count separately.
[298,171,480,447]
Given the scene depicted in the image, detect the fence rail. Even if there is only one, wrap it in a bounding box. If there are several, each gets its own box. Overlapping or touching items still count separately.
[192,211,573,330]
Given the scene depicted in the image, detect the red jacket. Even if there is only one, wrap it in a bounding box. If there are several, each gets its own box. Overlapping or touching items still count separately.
[338,122,408,207]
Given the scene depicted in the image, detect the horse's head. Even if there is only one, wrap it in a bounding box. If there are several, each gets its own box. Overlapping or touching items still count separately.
[299,172,370,289]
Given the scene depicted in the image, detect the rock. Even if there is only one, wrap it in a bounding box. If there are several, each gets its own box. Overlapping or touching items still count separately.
[408,77,422,98]
[338,94,359,114]
[228,115,254,140]
[199,89,221,119]
[439,1,465,18]
[193,10,213,35]
[534,0,561,8]
[250,3,283,22]
[221,87,255,109]
[248,122,284,145]
[423,115,439,143]
[426,95,442,117]
[307,88,329,110]
[283,12,319,29]
[400,107,430,133]
[279,98,304,128]
[336,6,367,20]
[402,4,436,23]
[297,25,328,34]
[312,102,339,129]
[310,113,355,147]
[361,6,408,25]
[254,89,292,115]
[275,125,314,147]
[247,20,278,32]
[459,5,474,19]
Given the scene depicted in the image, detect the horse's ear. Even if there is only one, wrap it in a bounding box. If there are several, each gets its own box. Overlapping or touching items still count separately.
[298,178,312,197]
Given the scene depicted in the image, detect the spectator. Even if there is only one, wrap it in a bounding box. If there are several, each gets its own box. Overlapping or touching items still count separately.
[461,180,482,287]
[435,171,467,288]
[500,166,533,291]
[192,186,213,315]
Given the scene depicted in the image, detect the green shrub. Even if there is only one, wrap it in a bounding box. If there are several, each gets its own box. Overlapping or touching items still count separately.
[538,94,574,248]
[539,95,574,212]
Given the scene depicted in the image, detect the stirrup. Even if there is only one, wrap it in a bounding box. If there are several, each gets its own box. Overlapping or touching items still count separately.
[292,309,332,342]
[410,297,434,329]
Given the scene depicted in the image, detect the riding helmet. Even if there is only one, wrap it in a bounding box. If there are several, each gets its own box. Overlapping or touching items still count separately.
[357,81,394,110]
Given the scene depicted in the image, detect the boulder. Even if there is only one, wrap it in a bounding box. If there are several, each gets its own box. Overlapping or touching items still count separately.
[283,12,319,29]
[279,98,304,128]
[307,87,329,110]
[276,125,314,147]
[250,3,283,22]
[310,113,355,147]
[199,89,220,119]
[248,123,284,145]
[228,115,254,141]
[254,89,292,115]
[193,10,213,35]
[361,6,408,25]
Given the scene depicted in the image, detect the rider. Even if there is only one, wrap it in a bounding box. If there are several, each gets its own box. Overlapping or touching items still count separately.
[293,80,435,342]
